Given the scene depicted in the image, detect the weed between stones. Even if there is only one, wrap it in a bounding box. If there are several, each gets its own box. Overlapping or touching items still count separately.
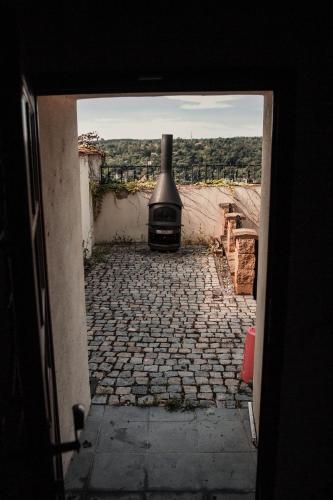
[165,395,196,412]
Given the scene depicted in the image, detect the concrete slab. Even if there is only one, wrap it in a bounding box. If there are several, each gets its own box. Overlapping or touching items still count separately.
[238,408,255,448]
[207,494,255,500]
[65,451,94,490]
[65,493,85,500]
[196,408,240,422]
[96,420,149,453]
[197,418,251,452]
[65,407,257,497]
[200,453,257,490]
[89,453,147,491]
[78,417,102,450]
[104,405,149,422]
[146,493,203,500]
[150,407,196,422]
[86,494,143,500]
[89,404,105,419]
[149,421,198,452]
[147,453,202,490]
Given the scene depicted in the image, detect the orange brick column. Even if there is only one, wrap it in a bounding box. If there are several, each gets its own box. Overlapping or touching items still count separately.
[225,213,245,252]
[233,228,258,295]
[219,203,235,236]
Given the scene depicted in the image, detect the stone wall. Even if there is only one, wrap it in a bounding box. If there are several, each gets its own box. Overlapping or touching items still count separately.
[79,154,94,257]
[94,184,261,244]
[233,229,258,295]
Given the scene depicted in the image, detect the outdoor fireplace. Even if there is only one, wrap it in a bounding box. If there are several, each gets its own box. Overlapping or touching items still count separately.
[148,134,182,250]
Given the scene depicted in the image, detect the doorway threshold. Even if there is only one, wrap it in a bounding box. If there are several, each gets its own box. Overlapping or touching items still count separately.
[65,404,257,499]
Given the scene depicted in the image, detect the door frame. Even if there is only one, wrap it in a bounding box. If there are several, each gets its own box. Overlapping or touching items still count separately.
[28,67,296,498]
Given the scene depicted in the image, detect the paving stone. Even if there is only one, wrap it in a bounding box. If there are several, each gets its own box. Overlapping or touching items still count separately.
[116,387,131,395]
[225,379,239,387]
[150,385,167,394]
[196,377,209,384]
[91,395,107,404]
[132,386,148,395]
[108,395,120,405]
[120,394,136,404]
[183,377,196,385]
[100,377,115,386]
[116,378,134,387]
[184,385,197,393]
[135,377,149,385]
[198,393,214,400]
[213,384,227,392]
[96,386,114,395]
[168,377,181,384]
[138,395,155,406]
[150,377,165,385]
[168,384,182,393]
[200,385,213,393]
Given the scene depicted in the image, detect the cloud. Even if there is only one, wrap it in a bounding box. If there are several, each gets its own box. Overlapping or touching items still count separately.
[95,117,127,123]
[165,95,245,110]
[77,94,264,139]
[78,117,262,139]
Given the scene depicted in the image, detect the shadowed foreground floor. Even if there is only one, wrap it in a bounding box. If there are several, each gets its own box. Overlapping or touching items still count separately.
[65,404,257,499]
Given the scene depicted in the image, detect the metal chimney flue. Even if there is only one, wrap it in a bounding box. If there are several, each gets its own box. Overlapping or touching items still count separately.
[148,134,183,251]
[161,134,173,173]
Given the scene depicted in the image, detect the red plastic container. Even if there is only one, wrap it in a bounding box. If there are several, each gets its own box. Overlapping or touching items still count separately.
[241,327,256,383]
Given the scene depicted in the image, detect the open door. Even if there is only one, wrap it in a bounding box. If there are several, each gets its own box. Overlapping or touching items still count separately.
[1,67,65,497]
[21,80,65,497]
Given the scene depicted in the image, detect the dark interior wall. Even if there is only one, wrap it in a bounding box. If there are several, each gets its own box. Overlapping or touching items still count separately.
[1,13,62,497]
[17,6,295,71]
[0,37,27,498]
[17,5,300,93]
[3,5,333,499]
[273,46,333,498]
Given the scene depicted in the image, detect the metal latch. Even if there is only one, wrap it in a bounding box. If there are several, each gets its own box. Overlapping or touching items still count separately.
[52,404,85,454]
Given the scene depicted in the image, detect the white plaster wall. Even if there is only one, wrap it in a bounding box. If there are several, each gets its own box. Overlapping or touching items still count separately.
[233,185,261,230]
[94,185,261,243]
[80,155,94,257]
[95,189,150,242]
[253,93,273,435]
[38,96,91,472]
[88,154,102,182]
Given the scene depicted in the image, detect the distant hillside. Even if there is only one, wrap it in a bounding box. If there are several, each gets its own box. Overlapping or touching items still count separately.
[100,137,262,168]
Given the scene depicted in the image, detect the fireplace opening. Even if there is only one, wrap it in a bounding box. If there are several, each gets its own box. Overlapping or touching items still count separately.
[153,206,177,222]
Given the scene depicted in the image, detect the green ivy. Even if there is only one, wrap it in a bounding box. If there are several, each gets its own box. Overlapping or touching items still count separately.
[90,179,156,219]
[90,178,252,220]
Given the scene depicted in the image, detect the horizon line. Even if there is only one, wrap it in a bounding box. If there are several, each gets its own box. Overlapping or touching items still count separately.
[98,135,263,140]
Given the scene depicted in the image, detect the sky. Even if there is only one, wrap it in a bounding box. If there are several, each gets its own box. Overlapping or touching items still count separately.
[77,95,263,140]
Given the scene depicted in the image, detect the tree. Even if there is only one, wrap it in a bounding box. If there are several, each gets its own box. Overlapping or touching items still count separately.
[78,131,105,155]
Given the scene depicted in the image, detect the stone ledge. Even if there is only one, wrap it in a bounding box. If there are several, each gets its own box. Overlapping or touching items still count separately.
[225,212,245,220]
[219,202,236,209]
[233,228,258,239]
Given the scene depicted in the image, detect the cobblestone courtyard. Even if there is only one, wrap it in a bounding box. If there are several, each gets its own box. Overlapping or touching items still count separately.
[86,245,256,408]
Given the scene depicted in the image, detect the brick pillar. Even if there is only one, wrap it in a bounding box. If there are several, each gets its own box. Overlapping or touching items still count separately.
[219,203,236,236]
[233,229,258,295]
[225,213,245,252]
